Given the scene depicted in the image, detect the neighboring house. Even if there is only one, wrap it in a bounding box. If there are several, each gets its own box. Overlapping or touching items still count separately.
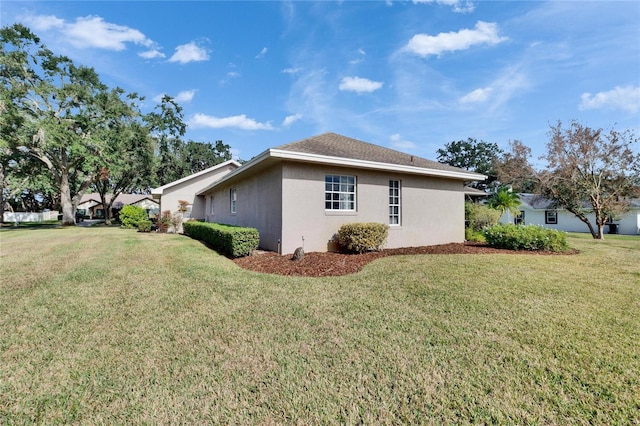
[197,133,485,254]
[498,193,640,235]
[151,160,241,220]
[78,193,159,220]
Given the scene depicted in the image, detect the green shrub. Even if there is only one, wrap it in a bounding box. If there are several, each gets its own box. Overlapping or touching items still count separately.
[483,224,568,252]
[337,222,388,254]
[466,202,502,232]
[119,205,148,229]
[183,222,259,258]
[465,227,486,243]
[137,220,152,233]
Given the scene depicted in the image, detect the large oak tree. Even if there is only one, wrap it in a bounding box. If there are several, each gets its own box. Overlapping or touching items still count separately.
[1,24,150,225]
[437,138,502,189]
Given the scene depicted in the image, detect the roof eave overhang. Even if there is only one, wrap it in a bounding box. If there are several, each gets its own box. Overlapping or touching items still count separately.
[152,159,241,196]
[201,149,486,194]
[269,149,487,181]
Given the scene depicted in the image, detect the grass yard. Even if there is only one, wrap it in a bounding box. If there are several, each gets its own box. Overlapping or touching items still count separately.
[0,227,638,424]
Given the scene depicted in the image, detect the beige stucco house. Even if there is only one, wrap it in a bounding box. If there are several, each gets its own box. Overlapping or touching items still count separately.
[151,160,241,220]
[197,133,485,254]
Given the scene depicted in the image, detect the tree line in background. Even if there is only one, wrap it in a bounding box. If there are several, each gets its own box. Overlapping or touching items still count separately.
[1,24,232,225]
[437,122,640,239]
[3,24,639,238]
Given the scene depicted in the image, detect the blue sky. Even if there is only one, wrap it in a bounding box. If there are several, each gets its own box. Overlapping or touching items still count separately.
[2,1,639,165]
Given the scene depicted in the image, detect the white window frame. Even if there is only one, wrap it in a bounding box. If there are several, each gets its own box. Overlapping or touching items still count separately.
[230,188,237,214]
[389,179,401,226]
[545,210,557,224]
[209,196,215,215]
[325,174,356,211]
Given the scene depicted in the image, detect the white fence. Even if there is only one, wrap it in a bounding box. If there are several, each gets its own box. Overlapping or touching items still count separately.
[3,211,59,223]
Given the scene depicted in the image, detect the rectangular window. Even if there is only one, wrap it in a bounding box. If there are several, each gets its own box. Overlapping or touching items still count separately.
[230,188,237,214]
[389,180,401,225]
[515,210,525,225]
[545,210,557,224]
[209,196,215,215]
[325,175,356,210]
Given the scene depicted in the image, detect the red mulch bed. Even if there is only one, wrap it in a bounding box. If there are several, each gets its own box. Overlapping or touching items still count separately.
[232,242,578,277]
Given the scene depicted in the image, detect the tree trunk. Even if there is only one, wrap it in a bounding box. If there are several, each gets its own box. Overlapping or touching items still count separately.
[59,171,76,226]
[0,165,5,224]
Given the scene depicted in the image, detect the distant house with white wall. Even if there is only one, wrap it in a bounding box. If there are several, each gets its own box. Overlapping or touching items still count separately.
[196,133,485,254]
[499,193,640,235]
[78,193,159,219]
[151,160,241,220]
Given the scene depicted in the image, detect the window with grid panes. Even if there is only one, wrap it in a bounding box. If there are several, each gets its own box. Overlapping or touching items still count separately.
[389,180,401,225]
[325,175,356,210]
[230,188,237,214]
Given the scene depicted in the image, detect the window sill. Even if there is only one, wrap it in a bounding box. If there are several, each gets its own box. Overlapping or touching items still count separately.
[325,210,358,216]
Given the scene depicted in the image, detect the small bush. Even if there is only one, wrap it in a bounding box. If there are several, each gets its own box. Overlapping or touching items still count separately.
[119,205,148,229]
[465,227,486,243]
[483,224,568,252]
[156,211,171,233]
[137,220,152,232]
[337,222,388,254]
[183,222,259,258]
[466,202,502,232]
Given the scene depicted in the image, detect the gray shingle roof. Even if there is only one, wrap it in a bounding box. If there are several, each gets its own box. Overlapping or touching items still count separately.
[275,132,474,174]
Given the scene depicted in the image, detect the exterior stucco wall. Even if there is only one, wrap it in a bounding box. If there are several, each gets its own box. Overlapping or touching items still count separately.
[279,162,466,254]
[500,207,640,235]
[158,164,237,220]
[206,165,283,252]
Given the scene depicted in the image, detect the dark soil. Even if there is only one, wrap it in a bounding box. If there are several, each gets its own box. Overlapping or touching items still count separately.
[233,242,578,277]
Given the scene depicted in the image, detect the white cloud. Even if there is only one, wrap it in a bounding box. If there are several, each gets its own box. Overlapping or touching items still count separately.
[413,0,475,13]
[139,49,165,59]
[175,90,196,103]
[189,113,274,130]
[339,76,383,93]
[282,114,303,127]
[404,21,507,57]
[152,90,195,104]
[220,71,241,85]
[579,86,640,113]
[459,87,493,104]
[22,14,159,52]
[350,48,366,65]
[169,41,210,64]
[21,14,65,31]
[282,67,303,74]
[389,134,417,150]
[256,47,268,59]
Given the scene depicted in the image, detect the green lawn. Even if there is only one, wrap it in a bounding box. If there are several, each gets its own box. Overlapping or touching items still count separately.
[1,227,638,424]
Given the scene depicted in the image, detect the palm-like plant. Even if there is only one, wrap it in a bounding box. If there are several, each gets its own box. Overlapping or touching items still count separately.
[488,186,521,219]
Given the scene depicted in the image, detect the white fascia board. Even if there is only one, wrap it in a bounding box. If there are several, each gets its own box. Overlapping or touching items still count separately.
[205,148,486,192]
[269,149,486,181]
[197,150,272,194]
[151,159,241,195]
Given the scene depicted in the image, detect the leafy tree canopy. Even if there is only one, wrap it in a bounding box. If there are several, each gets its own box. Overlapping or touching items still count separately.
[1,24,150,225]
[437,138,502,188]
[539,120,640,239]
[493,139,538,193]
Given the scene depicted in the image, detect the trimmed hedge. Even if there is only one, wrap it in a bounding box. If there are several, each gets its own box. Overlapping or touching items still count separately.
[183,222,259,258]
[137,220,152,232]
[483,224,568,252]
[337,222,388,254]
